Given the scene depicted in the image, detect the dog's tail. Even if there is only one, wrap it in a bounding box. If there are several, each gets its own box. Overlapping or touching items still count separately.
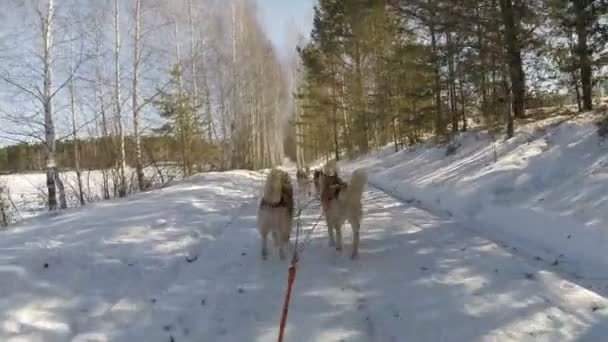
[343,169,367,207]
[263,169,283,204]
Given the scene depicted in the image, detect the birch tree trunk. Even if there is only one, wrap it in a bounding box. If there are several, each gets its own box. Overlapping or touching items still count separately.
[94,25,111,200]
[200,39,214,142]
[173,17,183,93]
[56,173,67,209]
[230,2,238,168]
[69,16,85,206]
[188,0,199,116]
[41,0,57,211]
[132,0,145,191]
[114,0,127,197]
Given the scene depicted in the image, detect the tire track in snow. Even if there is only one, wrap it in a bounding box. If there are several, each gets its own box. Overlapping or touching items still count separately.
[364,178,608,337]
[159,190,261,292]
[296,186,382,342]
[294,176,424,341]
[186,194,259,260]
[365,174,608,290]
[101,175,265,341]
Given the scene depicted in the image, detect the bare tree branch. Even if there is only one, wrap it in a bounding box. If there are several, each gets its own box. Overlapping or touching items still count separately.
[0,74,43,102]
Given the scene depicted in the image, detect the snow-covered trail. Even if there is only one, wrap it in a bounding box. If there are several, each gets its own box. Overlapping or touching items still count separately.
[274,184,608,341]
[1,170,608,341]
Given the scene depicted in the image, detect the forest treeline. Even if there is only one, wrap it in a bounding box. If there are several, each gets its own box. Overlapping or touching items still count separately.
[0,0,606,213]
[0,135,218,174]
[0,0,287,210]
[291,0,608,164]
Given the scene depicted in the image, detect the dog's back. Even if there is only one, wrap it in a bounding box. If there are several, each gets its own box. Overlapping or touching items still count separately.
[340,169,367,209]
[319,168,368,259]
[278,171,294,217]
[258,169,294,259]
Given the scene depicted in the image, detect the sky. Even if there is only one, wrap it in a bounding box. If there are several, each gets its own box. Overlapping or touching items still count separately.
[256,0,315,60]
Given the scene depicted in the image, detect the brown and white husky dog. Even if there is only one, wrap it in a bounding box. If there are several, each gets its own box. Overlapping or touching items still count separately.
[258,169,294,260]
[319,161,368,259]
[296,167,312,197]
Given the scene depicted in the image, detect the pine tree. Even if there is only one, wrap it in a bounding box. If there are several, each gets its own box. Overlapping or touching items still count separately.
[154,66,200,177]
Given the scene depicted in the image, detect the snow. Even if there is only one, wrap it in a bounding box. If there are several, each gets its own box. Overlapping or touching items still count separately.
[346,112,608,282]
[0,165,181,220]
[1,113,608,341]
[0,170,262,341]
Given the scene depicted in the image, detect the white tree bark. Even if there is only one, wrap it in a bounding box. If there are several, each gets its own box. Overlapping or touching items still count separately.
[94,18,110,200]
[173,15,183,93]
[114,0,127,197]
[56,173,67,209]
[200,38,214,142]
[132,0,145,191]
[188,0,198,111]
[41,0,57,211]
[230,2,238,168]
[69,14,84,206]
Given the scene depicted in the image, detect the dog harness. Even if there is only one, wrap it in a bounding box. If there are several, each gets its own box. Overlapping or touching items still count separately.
[260,198,289,209]
[322,175,347,201]
[260,189,294,217]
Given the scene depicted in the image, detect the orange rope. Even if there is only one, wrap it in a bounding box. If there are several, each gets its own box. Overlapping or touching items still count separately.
[277,195,323,342]
[277,254,298,342]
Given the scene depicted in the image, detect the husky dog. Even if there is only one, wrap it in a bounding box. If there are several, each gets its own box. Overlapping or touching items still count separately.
[258,169,294,260]
[296,168,312,196]
[319,163,368,259]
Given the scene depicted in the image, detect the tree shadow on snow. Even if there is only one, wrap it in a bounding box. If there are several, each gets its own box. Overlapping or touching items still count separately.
[277,187,608,341]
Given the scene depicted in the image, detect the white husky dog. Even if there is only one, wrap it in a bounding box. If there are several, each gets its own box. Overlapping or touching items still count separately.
[258,169,294,260]
[319,162,368,259]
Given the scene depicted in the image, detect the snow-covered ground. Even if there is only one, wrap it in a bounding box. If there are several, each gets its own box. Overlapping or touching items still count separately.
[0,170,264,341]
[1,153,608,341]
[345,111,608,284]
[0,166,181,220]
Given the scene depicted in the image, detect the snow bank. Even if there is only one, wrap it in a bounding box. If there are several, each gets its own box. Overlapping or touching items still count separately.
[345,112,608,276]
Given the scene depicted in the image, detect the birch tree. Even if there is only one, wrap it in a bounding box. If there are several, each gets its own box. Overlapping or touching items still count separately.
[41,0,58,210]
[0,0,63,210]
[68,10,85,206]
[114,0,127,197]
[132,0,145,191]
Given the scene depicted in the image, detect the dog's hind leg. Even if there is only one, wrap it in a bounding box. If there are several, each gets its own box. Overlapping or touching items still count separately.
[259,213,269,260]
[278,240,286,260]
[271,230,287,260]
[326,223,336,247]
[261,232,268,260]
[350,219,360,259]
[335,224,343,251]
